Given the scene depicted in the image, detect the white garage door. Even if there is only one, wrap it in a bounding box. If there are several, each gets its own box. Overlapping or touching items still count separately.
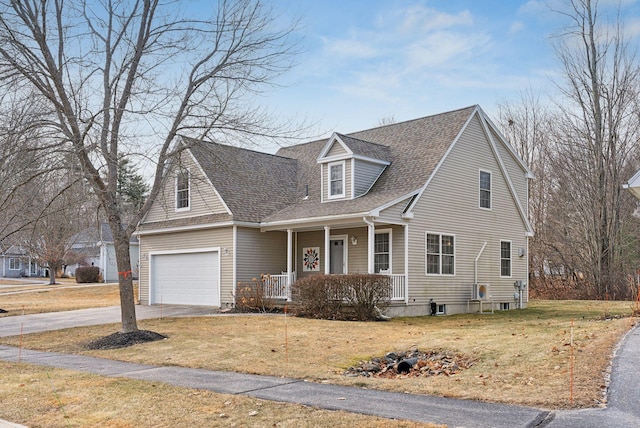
[150,251,220,306]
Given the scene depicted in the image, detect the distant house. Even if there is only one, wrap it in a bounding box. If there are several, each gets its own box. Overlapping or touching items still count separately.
[64,228,100,277]
[98,223,139,282]
[0,243,45,278]
[136,105,532,316]
[624,169,640,200]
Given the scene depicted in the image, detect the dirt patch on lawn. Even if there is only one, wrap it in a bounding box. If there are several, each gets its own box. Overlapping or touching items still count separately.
[87,330,167,350]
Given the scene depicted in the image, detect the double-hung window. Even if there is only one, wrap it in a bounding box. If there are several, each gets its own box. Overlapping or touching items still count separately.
[426,233,455,275]
[480,170,491,209]
[9,258,20,271]
[176,170,190,210]
[500,241,512,277]
[328,161,345,199]
[374,231,390,273]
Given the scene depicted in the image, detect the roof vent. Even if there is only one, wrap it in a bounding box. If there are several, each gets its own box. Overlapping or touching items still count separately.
[303,184,309,200]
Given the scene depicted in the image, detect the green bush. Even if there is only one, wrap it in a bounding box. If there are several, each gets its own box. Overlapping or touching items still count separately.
[293,274,391,321]
[75,266,100,283]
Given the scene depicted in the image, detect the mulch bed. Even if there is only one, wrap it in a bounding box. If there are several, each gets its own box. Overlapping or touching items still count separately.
[86,330,167,350]
[344,349,477,378]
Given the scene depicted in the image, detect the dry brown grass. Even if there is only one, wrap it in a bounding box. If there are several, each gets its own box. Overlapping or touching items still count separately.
[0,361,436,428]
[1,299,635,412]
[0,284,120,317]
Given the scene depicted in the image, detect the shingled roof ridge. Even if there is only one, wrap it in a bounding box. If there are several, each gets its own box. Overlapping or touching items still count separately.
[334,132,390,148]
[184,136,297,161]
[345,104,478,135]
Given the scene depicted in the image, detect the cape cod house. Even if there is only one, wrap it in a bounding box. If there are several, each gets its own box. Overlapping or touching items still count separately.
[136,105,532,316]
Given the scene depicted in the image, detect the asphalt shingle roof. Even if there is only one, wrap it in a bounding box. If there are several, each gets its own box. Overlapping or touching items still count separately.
[184,105,477,225]
[187,139,298,223]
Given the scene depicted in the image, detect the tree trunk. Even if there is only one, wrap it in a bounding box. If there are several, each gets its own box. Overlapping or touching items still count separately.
[110,219,139,333]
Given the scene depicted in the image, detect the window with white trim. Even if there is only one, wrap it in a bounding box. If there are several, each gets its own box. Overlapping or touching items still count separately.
[500,240,512,277]
[374,231,390,273]
[9,258,20,270]
[176,170,190,210]
[426,233,455,275]
[480,170,491,209]
[328,161,345,198]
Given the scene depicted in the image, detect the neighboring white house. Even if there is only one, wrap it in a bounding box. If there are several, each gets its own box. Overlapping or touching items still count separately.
[136,105,532,316]
[98,223,140,282]
[0,243,46,278]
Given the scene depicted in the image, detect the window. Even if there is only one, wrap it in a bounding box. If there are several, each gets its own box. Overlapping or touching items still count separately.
[426,233,455,275]
[9,258,20,270]
[328,161,345,198]
[436,304,446,315]
[374,231,390,273]
[480,170,491,209]
[500,241,511,277]
[500,302,510,311]
[176,170,190,210]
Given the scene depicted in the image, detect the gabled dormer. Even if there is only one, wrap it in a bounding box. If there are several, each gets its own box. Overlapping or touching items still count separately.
[317,133,391,202]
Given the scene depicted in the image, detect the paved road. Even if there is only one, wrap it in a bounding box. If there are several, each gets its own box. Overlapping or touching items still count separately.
[0,306,637,427]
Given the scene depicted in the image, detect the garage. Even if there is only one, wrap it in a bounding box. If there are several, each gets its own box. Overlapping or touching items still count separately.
[150,250,220,306]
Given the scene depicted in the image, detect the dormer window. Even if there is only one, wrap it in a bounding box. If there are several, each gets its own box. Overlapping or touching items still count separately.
[328,161,345,199]
[176,170,190,210]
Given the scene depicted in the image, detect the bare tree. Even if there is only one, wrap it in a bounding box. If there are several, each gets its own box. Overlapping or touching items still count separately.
[551,0,640,298]
[26,171,97,285]
[498,90,555,287]
[0,0,300,333]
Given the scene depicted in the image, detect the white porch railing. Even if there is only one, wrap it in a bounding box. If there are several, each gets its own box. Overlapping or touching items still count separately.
[263,272,405,302]
[263,272,296,300]
[387,274,406,301]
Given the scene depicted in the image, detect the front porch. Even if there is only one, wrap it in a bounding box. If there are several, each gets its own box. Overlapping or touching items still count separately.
[260,219,409,303]
[263,271,407,301]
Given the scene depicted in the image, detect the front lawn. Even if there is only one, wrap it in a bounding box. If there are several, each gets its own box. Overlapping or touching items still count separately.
[1,299,635,411]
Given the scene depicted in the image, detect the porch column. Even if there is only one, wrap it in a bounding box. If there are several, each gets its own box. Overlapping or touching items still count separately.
[286,229,293,301]
[364,218,375,274]
[404,224,409,304]
[286,229,293,275]
[324,226,331,274]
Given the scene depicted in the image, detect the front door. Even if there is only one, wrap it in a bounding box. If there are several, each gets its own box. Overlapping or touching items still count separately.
[330,239,345,274]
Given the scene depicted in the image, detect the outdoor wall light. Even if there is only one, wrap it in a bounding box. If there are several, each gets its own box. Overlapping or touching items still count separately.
[350,236,358,245]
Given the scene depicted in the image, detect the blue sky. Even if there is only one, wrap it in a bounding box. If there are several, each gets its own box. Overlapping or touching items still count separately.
[246,0,640,149]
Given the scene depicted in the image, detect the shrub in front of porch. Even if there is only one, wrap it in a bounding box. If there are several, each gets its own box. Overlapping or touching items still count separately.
[293,274,391,321]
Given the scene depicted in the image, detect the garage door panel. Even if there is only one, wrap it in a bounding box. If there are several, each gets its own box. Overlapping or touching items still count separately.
[151,251,219,306]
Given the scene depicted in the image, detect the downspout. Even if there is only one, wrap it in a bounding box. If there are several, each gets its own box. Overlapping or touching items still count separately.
[474,242,488,285]
[363,216,375,274]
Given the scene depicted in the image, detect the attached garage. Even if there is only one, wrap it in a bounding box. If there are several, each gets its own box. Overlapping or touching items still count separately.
[150,250,220,306]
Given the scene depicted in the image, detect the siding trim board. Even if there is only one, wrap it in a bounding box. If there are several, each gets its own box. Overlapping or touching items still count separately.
[478,115,533,235]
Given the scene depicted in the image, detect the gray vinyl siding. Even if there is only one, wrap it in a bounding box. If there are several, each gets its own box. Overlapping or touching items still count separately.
[145,155,228,223]
[378,198,413,223]
[321,161,352,201]
[236,227,287,284]
[353,159,386,197]
[326,141,348,157]
[491,128,529,215]
[406,114,528,313]
[138,227,233,306]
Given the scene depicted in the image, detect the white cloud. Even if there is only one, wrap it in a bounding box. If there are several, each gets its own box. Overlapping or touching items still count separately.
[322,36,379,59]
[509,20,525,34]
[397,5,473,34]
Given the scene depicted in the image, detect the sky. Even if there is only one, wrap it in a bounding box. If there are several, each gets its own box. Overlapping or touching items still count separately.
[241,0,640,151]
